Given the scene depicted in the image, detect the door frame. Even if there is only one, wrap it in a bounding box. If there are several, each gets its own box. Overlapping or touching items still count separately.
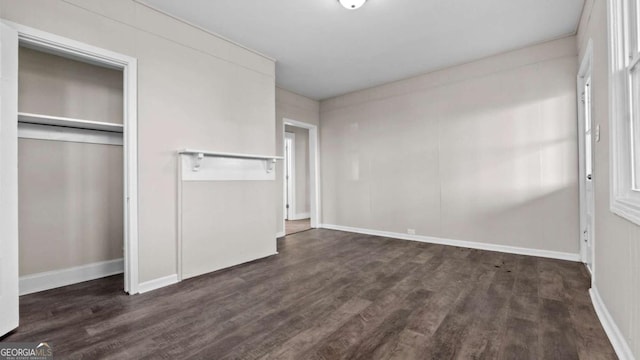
[284,131,296,220]
[0,21,140,294]
[0,21,19,336]
[282,118,320,229]
[577,39,595,278]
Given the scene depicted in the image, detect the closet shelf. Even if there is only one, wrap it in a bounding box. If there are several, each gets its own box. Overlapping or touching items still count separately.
[18,112,124,133]
[179,149,284,173]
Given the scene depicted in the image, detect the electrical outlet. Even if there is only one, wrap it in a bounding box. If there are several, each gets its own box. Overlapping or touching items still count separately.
[595,124,601,142]
[407,228,416,235]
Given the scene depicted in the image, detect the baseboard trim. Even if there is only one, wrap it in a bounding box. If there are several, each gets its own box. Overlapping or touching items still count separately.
[138,274,179,294]
[319,224,580,262]
[289,212,310,221]
[19,258,124,296]
[276,231,286,238]
[590,287,635,360]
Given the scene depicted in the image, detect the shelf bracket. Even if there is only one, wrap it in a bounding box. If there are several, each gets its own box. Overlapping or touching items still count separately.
[266,159,277,173]
[192,152,204,172]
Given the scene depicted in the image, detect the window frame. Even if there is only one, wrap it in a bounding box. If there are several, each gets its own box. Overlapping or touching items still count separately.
[609,0,640,225]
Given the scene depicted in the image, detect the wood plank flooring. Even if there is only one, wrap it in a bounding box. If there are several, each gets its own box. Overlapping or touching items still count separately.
[285,218,311,235]
[1,229,616,359]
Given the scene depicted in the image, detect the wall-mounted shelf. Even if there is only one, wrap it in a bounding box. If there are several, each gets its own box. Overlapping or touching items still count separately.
[18,112,124,133]
[179,149,283,173]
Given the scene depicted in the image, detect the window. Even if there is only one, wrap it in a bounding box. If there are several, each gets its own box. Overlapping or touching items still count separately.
[609,0,640,225]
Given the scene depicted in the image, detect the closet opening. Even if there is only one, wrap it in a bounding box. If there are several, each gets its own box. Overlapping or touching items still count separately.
[16,43,128,296]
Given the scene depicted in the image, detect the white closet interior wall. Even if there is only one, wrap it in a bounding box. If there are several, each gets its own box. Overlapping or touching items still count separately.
[18,47,124,277]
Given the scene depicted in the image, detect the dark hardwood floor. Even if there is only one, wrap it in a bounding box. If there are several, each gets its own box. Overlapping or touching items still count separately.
[2,229,616,359]
[285,218,311,236]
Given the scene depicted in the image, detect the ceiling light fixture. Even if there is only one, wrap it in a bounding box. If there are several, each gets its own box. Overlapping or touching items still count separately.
[338,0,367,10]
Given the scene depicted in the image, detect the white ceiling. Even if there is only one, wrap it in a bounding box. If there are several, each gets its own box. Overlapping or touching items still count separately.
[141,0,585,100]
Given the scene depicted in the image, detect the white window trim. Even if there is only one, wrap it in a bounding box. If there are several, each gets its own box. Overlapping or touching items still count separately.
[609,0,640,225]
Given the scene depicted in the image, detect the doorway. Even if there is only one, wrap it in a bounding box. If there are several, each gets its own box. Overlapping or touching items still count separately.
[1,21,139,337]
[284,126,311,235]
[282,119,320,236]
[578,41,595,275]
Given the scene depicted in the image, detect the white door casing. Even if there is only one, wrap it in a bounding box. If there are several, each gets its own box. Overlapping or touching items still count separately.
[0,20,139,306]
[584,76,595,272]
[0,22,20,337]
[578,40,595,275]
[284,132,295,220]
[282,118,320,229]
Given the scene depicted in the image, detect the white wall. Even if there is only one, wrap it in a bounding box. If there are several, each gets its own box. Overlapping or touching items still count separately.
[1,0,276,284]
[320,37,579,256]
[18,46,123,123]
[19,140,123,275]
[578,1,640,357]
[284,124,310,218]
[181,181,276,279]
[275,87,319,235]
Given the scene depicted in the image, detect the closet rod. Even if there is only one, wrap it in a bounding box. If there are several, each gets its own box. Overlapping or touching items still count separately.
[18,112,124,133]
